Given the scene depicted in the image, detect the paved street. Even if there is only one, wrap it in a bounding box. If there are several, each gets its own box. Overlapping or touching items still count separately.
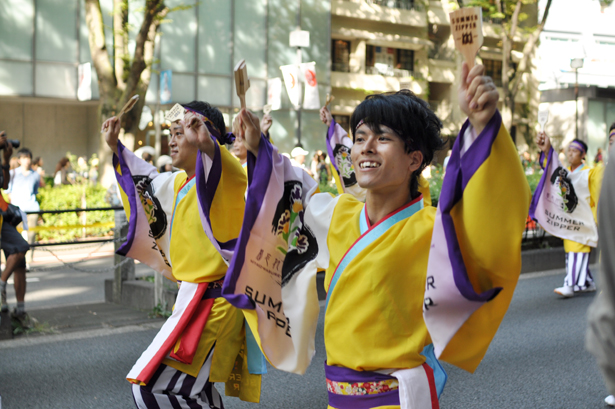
[0,267,609,409]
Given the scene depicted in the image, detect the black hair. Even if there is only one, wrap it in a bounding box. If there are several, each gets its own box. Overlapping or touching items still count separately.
[182,101,226,137]
[571,139,588,155]
[609,122,615,133]
[349,89,444,198]
[17,148,32,159]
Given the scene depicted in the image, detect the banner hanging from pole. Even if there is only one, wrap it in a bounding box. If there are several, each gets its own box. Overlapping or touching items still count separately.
[300,62,320,110]
[280,64,301,108]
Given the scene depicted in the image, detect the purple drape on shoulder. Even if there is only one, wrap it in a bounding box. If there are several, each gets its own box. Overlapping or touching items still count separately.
[438,111,503,302]
[113,141,138,256]
[528,147,553,220]
[325,119,339,174]
[222,134,273,310]
[194,142,237,255]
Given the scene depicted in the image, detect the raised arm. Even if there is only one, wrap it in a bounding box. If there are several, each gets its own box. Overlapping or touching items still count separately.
[424,62,531,373]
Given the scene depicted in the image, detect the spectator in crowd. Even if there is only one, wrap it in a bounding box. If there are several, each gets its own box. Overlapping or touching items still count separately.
[141,152,154,165]
[9,156,18,170]
[54,157,71,186]
[290,146,312,176]
[7,148,41,261]
[31,157,45,187]
[0,133,30,326]
[318,151,331,185]
[310,151,321,179]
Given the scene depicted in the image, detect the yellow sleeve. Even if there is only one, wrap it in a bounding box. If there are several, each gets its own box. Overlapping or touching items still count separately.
[589,164,604,222]
[210,144,248,242]
[439,121,531,372]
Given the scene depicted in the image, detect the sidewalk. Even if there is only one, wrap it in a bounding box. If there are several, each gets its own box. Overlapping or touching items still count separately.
[0,243,163,342]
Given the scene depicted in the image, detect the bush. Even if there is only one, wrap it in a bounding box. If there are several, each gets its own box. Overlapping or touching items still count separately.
[35,184,114,242]
[429,165,445,203]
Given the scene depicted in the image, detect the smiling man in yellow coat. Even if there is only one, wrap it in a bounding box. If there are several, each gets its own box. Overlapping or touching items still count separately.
[223,63,530,409]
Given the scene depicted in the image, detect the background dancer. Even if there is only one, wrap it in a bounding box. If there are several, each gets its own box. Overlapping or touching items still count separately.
[535,133,601,298]
[102,101,262,409]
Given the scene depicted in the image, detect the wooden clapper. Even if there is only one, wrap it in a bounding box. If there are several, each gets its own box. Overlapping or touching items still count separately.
[450,7,484,69]
[234,59,250,109]
[538,108,549,132]
[325,93,335,108]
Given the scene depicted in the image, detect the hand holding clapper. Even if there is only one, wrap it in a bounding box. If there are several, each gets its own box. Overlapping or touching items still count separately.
[450,7,484,69]
[234,59,250,109]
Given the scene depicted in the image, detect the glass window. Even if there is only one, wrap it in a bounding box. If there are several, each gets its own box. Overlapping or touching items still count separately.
[235,0,267,79]
[170,73,196,103]
[160,0,197,72]
[332,40,350,72]
[0,0,34,60]
[300,0,331,86]
[483,59,502,87]
[0,61,33,96]
[36,0,78,63]
[396,49,414,72]
[198,0,231,75]
[35,63,77,98]
[198,76,231,107]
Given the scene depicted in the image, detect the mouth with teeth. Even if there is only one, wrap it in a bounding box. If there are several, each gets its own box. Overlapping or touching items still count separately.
[359,161,381,169]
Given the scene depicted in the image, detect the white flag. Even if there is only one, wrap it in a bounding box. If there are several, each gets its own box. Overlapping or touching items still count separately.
[77,63,92,101]
[300,62,320,110]
[280,64,301,108]
[267,77,282,111]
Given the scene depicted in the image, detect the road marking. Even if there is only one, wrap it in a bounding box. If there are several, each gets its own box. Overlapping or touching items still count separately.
[0,322,164,350]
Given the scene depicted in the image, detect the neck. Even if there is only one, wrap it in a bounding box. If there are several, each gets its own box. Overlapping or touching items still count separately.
[20,165,30,173]
[185,166,195,179]
[570,162,582,172]
[365,186,413,225]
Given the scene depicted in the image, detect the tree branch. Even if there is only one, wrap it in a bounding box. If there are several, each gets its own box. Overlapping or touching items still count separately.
[122,0,167,105]
[113,0,129,90]
[84,0,115,94]
[510,0,552,96]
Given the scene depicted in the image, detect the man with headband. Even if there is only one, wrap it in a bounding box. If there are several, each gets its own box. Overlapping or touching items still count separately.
[102,101,263,408]
[535,132,605,298]
[222,63,529,408]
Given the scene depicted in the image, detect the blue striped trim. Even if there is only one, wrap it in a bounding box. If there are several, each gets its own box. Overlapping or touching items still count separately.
[325,199,423,311]
[170,177,196,239]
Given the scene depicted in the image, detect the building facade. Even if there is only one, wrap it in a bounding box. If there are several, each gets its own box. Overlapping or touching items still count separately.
[0,0,331,179]
[537,0,615,161]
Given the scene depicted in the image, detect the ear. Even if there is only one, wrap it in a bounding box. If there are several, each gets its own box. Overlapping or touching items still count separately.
[408,150,423,173]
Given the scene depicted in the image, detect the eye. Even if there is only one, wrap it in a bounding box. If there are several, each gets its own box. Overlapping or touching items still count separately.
[355,136,365,142]
[378,135,390,141]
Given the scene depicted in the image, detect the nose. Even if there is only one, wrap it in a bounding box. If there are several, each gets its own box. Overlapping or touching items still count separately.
[169,135,176,147]
[361,136,376,154]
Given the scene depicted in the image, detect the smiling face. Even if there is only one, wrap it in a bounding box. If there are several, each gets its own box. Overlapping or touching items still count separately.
[567,145,584,168]
[350,123,422,196]
[231,138,247,162]
[169,122,198,171]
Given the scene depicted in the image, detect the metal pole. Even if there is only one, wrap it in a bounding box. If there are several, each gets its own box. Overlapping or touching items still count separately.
[296,46,302,147]
[295,0,302,147]
[575,68,579,140]
[154,34,162,159]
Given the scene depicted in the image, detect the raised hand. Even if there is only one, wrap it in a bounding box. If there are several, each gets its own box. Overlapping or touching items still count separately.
[320,106,333,127]
[535,131,551,154]
[458,62,499,135]
[101,117,122,155]
[182,111,215,159]
[234,109,262,157]
[261,113,273,135]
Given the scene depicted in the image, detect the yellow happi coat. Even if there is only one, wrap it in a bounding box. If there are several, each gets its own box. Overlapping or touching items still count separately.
[115,141,260,401]
[223,112,530,409]
[563,163,603,253]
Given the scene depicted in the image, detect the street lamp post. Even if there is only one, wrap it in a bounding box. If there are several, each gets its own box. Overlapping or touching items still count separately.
[570,58,584,140]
